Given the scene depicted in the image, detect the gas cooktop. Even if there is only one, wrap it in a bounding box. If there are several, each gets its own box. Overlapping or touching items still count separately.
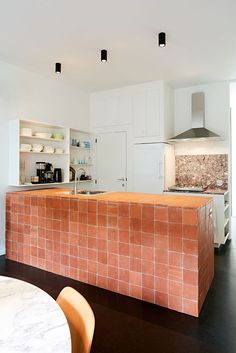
[168,186,204,193]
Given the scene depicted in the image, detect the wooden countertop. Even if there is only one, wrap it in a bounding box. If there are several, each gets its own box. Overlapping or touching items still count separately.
[9,188,212,208]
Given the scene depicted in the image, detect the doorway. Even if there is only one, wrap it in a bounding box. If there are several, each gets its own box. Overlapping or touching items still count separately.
[95,131,127,192]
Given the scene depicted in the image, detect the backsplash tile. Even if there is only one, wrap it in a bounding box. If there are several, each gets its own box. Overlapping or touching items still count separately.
[175,154,228,189]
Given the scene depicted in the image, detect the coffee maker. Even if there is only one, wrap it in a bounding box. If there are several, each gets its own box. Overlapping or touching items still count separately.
[44,163,54,183]
[36,162,54,183]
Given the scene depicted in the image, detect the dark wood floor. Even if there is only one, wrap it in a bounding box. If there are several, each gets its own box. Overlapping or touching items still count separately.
[0,241,235,353]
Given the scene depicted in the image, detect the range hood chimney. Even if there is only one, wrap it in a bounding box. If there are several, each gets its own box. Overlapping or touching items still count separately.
[169,92,221,142]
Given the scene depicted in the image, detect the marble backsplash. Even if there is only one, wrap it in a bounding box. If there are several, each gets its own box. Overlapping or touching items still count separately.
[175,154,228,189]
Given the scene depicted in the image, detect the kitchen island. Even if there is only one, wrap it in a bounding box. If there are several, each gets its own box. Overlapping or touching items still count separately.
[6,189,214,317]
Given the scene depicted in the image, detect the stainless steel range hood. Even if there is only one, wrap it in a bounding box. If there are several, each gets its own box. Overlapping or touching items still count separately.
[169,92,221,142]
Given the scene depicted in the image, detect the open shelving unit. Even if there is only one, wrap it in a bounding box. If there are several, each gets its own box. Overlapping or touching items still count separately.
[69,128,94,183]
[9,119,95,187]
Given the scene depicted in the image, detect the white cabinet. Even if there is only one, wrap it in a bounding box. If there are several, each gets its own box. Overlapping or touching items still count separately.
[90,91,132,128]
[9,119,95,187]
[174,82,230,140]
[90,80,174,143]
[132,84,163,141]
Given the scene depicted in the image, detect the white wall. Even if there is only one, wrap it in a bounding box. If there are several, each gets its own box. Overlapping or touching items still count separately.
[174,81,230,156]
[0,61,90,255]
[230,82,236,217]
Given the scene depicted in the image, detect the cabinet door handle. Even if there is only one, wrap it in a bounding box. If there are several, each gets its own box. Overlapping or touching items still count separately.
[117,178,125,181]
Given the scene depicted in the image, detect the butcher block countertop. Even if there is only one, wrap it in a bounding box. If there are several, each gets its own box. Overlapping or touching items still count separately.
[9,188,212,208]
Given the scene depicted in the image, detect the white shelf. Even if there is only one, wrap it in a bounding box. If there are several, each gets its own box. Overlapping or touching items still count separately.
[68,180,93,183]
[70,146,92,150]
[10,181,72,187]
[20,135,66,142]
[20,151,68,155]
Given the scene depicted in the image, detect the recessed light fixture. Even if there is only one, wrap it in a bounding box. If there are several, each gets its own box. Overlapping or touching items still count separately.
[55,62,61,74]
[101,49,107,63]
[158,32,166,47]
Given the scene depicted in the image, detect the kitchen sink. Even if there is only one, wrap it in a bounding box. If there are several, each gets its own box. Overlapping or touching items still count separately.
[76,190,107,195]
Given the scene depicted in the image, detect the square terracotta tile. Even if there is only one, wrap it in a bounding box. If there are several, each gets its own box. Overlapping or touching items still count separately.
[142,274,154,289]
[168,295,183,312]
[183,269,198,286]
[142,220,154,233]
[183,209,198,225]
[183,284,198,301]
[119,255,129,269]
[119,203,130,217]
[183,298,199,317]
[119,268,129,282]
[107,203,118,216]
[130,244,141,259]
[130,285,142,299]
[130,258,141,272]
[119,230,130,243]
[155,250,168,264]
[169,280,183,297]
[183,254,198,271]
[155,291,168,307]
[142,246,154,261]
[142,288,154,303]
[130,204,142,219]
[142,205,154,220]
[98,201,107,215]
[168,207,182,223]
[154,206,168,222]
[154,221,168,235]
[169,252,183,267]
[130,218,141,231]
[130,231,141,245]
[155,278,168,293]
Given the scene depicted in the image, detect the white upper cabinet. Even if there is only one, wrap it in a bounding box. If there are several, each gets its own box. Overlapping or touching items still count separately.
[132,84,162,141]
[174,82,230,141]
[90,91,132,128]
[90,81,174,143]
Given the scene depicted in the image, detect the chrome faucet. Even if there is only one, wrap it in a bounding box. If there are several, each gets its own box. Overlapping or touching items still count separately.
[73,167,86,194]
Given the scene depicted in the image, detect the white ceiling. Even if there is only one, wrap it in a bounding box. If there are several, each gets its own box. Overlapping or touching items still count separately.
[0,0,236,91]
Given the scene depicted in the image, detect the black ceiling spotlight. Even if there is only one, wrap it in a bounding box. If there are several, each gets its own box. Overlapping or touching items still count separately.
[101,49,107,63]
[55,62,61,74]
[158,32,166,47]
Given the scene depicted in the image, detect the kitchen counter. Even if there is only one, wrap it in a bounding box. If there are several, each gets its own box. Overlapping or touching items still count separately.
[9,188,212,208]
[6,188,214,317]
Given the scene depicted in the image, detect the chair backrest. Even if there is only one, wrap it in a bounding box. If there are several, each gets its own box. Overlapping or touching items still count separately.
[57,287,95,353]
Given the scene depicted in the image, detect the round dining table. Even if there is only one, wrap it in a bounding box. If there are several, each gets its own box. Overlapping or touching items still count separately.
[0,276,71,353]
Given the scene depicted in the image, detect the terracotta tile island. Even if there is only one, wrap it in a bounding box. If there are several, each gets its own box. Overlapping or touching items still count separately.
[6,189,214,317]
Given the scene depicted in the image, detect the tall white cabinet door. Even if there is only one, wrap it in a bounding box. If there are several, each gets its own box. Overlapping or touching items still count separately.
[132,87,162,140]
[118,94,132,125]
[146,89,161,137]
[133,92,146,137]
[106,96,119,125]
[133,143,165,194]
[90,95,107,127]
[95,132,127,191]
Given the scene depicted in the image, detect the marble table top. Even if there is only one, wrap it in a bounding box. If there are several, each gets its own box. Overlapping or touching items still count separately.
[0,276,71,353]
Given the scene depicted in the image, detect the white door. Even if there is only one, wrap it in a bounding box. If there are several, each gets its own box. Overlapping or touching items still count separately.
[133,143,165,193]
[95,132,127,191]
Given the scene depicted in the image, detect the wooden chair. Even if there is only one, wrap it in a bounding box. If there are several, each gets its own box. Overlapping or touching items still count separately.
[57,287,95,353]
